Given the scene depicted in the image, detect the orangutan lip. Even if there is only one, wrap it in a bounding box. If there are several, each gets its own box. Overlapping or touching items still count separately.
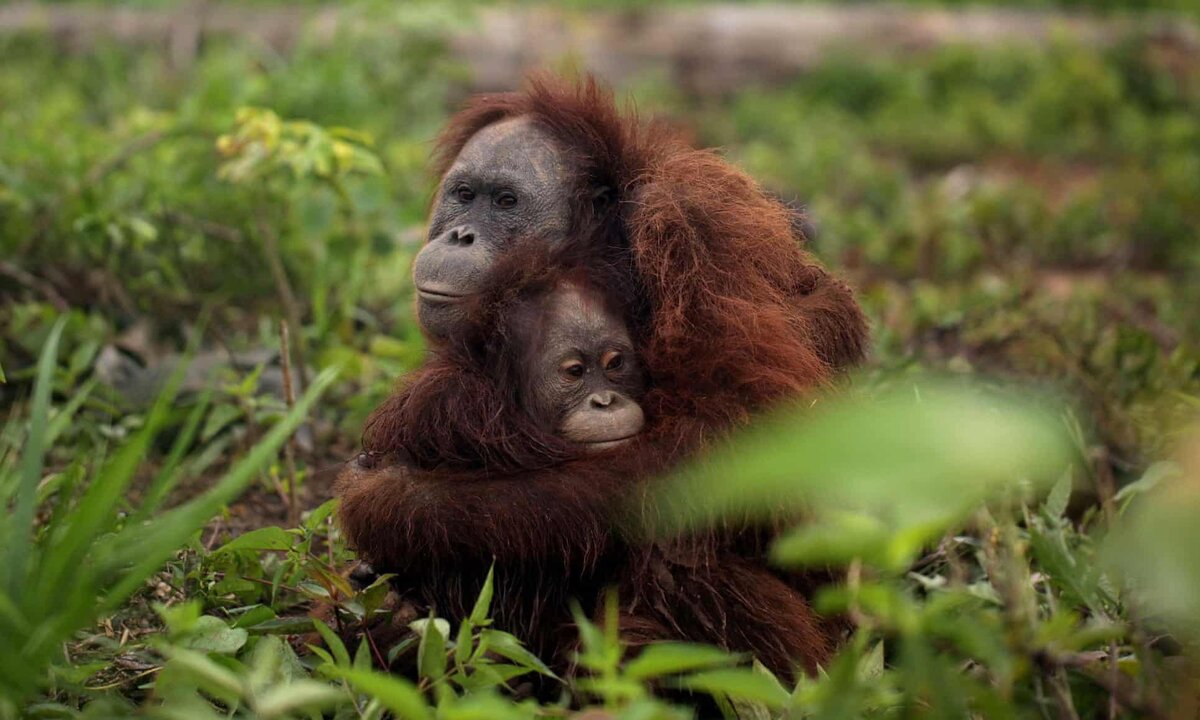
[417,287,466,303]
[580,435,638,450]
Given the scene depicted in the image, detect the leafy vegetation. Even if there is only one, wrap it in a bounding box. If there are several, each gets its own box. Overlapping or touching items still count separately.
[1,2,1197,718]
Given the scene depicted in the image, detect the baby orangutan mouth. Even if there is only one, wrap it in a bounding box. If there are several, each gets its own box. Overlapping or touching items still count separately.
[581,436,638,452]
[558,391,645,452]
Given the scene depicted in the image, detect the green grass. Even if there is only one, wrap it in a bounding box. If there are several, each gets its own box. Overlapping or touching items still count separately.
[1,3,1199,718]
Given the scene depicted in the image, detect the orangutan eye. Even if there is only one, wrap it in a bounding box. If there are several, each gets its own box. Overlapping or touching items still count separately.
[494,191,518,209]
[560,361,585,380]
[454,186,475,203]
[604,352,623,371]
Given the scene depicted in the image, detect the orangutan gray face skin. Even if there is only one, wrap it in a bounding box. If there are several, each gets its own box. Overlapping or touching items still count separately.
[520,283,645,452]
[413,117,573,338]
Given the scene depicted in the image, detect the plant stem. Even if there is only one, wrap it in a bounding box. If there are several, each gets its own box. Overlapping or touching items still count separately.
[280,320,300,527]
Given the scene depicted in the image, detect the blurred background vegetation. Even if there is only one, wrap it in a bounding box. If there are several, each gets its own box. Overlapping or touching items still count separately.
[0,0,1198,718]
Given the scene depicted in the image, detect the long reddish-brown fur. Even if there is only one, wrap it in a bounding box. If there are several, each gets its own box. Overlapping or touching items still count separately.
[430,74,868,418]
[336,74,868,682]
[617,544,835,677]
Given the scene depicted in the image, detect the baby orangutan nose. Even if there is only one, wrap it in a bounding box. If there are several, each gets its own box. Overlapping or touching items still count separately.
[589,390,616,408]
[559,390,645,451]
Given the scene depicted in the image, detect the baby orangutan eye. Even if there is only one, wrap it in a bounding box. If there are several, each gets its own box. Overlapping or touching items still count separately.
[602,351,623,371]
[494,191,518,209]
[560,360,585,380]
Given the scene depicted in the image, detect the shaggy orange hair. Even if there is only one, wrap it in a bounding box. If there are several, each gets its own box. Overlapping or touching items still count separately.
[337,74,866,682]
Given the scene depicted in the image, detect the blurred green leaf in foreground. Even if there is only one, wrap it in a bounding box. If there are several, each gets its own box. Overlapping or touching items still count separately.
[1105,431,1200,642]
[654,378,1075,572]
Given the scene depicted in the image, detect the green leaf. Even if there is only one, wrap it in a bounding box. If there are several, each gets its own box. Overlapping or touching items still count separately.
[4,316,65,593]
[624,643,742,680]
[457,663,537,691]
[149,698,227,720]
[455,619,473,669]
[1043,471,1073,520]
[468,564,495,626]
[353,637,374,671]
[312,618,351,669]
[305,498,338,531]
[185,616,249,655]
[246,633,285,690]
[44,378,95,450]
[332,667,430,720]
[417,614,447,681]
[437,691,532,720]
[246,616,318,635]
[307,645,336,667]
[161,646,245,702]
[157,600,203,637]
[202,402,243,441]
[921,600,1010,677]
[409,617,451,641]
[478,630,556,678]
[569,602,610,674]
[231,604,277,629]
[770,512,891,568]
[128,216,158,242]
[358,573,395,617]
[387,637,418,666]
[214,527,293,555]
[1028,520,1108,614]
[657,380,1073,570]
[1114,462,1179,507]
[254,681,346,719]
[674,668,790,709]
[1103,462,1200,639]
[858,640,886,681]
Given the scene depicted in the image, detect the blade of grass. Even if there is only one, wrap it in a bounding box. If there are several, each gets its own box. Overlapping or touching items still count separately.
[132,387,214,522]
[43,460,88,541]
[44,378,96,450]
[134,316,210,522]
[33,362,185,604]
[4,317,65,595]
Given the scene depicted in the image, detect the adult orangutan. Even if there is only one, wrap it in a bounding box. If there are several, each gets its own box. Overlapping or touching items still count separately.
[335,75,867,680]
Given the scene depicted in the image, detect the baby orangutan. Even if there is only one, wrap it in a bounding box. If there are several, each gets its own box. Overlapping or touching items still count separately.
[339,252,657,666]
[358,243,649,474]
[510,277,646,453]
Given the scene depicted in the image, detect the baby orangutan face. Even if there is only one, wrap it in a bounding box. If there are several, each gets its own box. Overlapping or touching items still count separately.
[519,282,646,452]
